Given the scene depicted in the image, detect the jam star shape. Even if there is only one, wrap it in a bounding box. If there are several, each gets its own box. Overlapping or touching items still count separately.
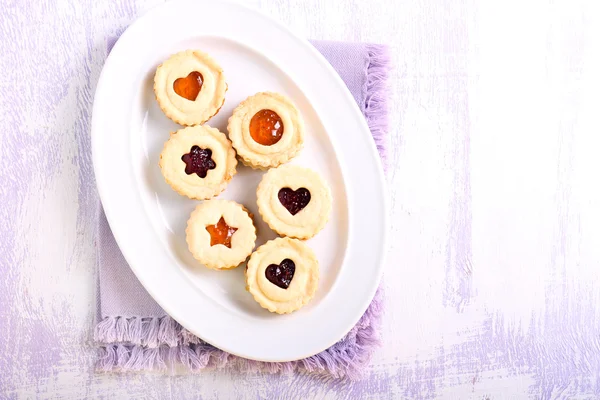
[206,217,238,248]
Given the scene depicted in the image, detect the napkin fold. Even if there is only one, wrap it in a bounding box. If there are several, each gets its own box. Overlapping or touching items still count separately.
[95,40,390,379]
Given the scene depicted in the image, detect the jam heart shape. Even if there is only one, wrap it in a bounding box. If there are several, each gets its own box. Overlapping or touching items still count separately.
[265,259,296,289]
[181,145,216,178]
[173,71,203,101]
[278,188,311,216]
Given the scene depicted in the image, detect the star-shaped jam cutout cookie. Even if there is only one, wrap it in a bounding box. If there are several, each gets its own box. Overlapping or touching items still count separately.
[206,217,238,248]
[181,145,216,178]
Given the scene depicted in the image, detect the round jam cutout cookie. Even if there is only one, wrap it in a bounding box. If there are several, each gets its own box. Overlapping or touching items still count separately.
[227,92,304,169]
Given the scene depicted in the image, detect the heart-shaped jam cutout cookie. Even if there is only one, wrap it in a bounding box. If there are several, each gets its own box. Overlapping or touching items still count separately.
[278,188,311,216]
[205,216,238,248]
[173,71,203,101]
[249,109,283,146]
[181,145,216,178]
[265,258,296,289]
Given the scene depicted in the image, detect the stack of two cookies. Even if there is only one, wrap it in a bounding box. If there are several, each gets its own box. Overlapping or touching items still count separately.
[154,50,332,314]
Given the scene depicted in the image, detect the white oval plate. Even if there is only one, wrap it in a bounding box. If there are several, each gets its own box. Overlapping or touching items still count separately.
[92,0,387,362]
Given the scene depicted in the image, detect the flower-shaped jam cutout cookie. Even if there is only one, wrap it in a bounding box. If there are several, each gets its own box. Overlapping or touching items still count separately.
[159,125,237,200]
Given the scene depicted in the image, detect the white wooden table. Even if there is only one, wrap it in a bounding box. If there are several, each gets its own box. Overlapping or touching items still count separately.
[2,0,599,398]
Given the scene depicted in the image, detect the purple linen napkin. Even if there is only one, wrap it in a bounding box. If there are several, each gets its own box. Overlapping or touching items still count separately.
[95,40,390,379]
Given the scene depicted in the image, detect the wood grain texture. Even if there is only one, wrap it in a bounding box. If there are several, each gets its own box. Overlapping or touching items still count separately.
[1,0,600,398]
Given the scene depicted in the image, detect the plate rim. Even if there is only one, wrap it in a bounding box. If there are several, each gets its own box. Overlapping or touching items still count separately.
[92,0,388,362]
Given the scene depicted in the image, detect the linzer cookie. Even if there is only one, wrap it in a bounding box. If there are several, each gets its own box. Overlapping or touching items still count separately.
[246,237,319,314]
[159,125,237,200]
[257,165,332,239]
[154,50,227,126]
[227,92,304,169]
[186,199,256,270]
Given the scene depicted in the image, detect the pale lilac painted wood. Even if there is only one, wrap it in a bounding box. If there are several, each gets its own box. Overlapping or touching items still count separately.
[1,0,599,398]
